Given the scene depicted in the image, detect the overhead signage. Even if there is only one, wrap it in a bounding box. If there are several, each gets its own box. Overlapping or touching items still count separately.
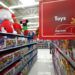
[39,0,75,39]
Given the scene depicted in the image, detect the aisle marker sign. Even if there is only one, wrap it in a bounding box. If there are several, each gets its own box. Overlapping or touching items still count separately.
[39,0,75,39]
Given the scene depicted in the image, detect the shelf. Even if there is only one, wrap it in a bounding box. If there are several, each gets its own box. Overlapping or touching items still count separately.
[0,57,22,72]
[0,32,24,37]
[0,42,37,56]
[53,43,75,70]
[0,32,31,38]
[0,48,37,73]
[23,48,37,57]
[15,53,37,75]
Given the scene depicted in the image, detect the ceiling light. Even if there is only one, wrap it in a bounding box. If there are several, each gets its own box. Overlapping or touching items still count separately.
[19,0,37,5]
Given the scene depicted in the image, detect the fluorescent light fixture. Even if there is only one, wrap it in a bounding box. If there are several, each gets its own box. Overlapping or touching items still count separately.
[19,0,38,5]
[0,1,14,13]
[28,26,39,27]
[27,26,39,29]
[23,16,39,19]
[28,28,37,30]
[28,22,38,25]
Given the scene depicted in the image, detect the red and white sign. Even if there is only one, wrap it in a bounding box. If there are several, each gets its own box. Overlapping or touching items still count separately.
[39,0,75,39]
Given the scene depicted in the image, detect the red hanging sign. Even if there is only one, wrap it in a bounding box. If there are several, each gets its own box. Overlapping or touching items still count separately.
[39,0,75,40]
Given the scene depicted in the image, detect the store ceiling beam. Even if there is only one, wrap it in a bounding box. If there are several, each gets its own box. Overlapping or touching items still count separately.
[15,15,39,19]
[0,2,14,13]
[9,2,39,9]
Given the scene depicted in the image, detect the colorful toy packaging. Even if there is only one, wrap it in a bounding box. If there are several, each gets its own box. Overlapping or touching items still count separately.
[14,61,22,73]
[14,51,21,59]
[0,6,23,50]
[0,53,14,71]
[4,67,15,75]
[17,37,27,46]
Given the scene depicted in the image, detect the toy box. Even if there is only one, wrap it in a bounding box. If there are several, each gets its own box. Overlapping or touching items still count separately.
[0,36,6,50]
[17,37,27,46]
[21,58,27,66]
[4,67,15,75]
[5,37,16,48]
[21,47,28,56]
[14,61,22,73]
[21,65,28,75]
[0,53,14,71]
[14,50,21,59]
[0,36,16,50]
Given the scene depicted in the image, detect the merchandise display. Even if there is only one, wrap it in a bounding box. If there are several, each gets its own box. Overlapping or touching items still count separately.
[14,61,22,73]
[0,32,37,75]
[52,40,75,75]
[21,65,29,75]
[0,53,14,71]
[4,67,15,75]
[21,47,29,56]
[0,36,27,50]
[37,40,49,49]
[0,37,6,49]
[14,51,21,59]
[5,37,16,48]
[17,37,28,46]
[0,6,25,50]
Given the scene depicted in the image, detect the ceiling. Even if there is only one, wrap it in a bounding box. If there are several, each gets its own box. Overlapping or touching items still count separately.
[0,0,22,6]
[0,0,39,30]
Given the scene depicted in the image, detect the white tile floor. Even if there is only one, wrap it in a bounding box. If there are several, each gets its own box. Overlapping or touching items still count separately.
[28,49,55,75]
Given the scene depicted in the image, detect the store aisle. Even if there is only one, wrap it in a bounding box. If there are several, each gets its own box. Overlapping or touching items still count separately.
[28,49,55,75]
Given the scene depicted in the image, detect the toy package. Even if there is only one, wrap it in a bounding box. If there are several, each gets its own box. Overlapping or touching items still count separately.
[4,67,15,75]
[17,37,27,46]
[0,37,6,50]
[22,57,27,65]
[21,47,28,56]
[0,53,14,71]
[5,37,16,48]
[21,65,28,75]
[14,50,21,59]
[0,36,17,50]
[14,61,22,73]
